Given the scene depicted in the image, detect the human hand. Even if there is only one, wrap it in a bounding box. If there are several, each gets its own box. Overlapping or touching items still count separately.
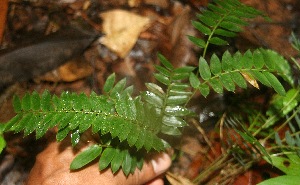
[25,140,171,185]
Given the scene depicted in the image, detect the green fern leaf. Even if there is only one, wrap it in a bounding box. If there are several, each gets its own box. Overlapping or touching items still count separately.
[161,125,181,135]
[210,54,222,75]
[158,53,174,70]
[187,35,206,48]
[230,72,247,89]
[71,129,80,146]
[13,95,22,113]
[263,72,286,96]
[220,73,235,92]
[199,84,210,97]
[142,91,163,108]
[253,50,265,69]
[111,147,125,173]
[31,91,40,110]
[232,51,243,69]
[250,71,271,87]
[70,144,102,170]
[209,37,228,45]
[241,50,253,68]
[199,57,211,80]
[219,21,242,32]
[103,73,116,93]
[99,147,117,170]
[260,49,294,86]
[222,51,233,71]
[209,78,223,93]
[110,78,127,98]
[192,21,211,35]
[154,73,170,85]
[189,72,201,88]
[22,93,31,111]
[214,28,237,37]
[121,149,132,176]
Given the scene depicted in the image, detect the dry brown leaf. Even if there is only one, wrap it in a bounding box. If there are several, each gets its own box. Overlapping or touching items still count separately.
[0,0,8,43]
[99,9,151,58]
[241,72,260,89]
[166,172,195,185]
[37,59,93,82]
[144,0,169,9]
[128,0,142,7]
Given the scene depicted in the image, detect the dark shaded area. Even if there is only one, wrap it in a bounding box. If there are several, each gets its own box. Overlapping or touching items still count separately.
[0,28,98,91]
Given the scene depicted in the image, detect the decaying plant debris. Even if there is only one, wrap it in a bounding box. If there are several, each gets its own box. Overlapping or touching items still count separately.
[0,0,299,185]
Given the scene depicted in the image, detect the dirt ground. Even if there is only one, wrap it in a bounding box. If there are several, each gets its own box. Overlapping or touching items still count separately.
[0,0,299,184]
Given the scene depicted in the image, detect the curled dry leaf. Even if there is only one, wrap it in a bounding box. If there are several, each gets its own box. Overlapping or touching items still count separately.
[99,9,151,58]
[241,72,260,89]
[36,59,93,82]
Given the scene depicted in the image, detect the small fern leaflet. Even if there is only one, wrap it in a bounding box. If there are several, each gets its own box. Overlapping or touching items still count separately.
[143,53,195,136]
[188,0,266,57]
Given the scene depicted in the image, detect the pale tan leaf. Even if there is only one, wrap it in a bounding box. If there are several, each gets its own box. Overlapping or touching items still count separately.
[99,9,151,58]
[166,172,195,185]
[241,72,260,89]
[144,0,169,8]
[37,59,93,82]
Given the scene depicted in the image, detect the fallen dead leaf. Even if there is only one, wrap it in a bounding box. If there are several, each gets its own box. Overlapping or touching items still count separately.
[36,59,93,82]
[99,9,151,58]
[128,0,142,7]
[0,0,8,43]
[144,0,170,9]
[241,72,260,89]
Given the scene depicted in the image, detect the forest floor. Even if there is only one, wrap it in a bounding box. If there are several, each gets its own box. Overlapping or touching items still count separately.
[0,0,299,184]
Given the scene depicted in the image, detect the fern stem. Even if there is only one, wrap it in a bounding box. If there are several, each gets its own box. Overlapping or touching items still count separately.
[202,4,238,58]
[261,106,300,143]
[267,146,300,153]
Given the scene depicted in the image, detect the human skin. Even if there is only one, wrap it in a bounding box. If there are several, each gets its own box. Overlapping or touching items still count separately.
[25,140,171,185]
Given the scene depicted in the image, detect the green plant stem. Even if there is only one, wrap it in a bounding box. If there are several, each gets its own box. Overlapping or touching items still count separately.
[262,106,300,143]
[253,89,300,137]
[268,146,300,153]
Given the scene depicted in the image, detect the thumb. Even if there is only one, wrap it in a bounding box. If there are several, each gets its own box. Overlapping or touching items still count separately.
[124,152,172,185]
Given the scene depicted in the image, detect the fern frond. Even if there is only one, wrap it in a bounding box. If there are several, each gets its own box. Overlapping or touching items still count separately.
[143,53,195,136]
[189,0,266,56]
[4,75,173,175]
[7,88,166,151]
[190,49,290,97]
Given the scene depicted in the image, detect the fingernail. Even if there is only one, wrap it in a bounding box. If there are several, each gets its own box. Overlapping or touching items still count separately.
[151,153,171,175]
